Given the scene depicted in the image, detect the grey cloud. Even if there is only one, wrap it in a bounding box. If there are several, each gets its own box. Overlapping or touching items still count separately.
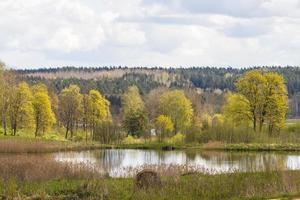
[224,20,273,38]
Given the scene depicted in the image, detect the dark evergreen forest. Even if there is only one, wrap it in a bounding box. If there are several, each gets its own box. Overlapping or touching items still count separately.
[18,66,300,118]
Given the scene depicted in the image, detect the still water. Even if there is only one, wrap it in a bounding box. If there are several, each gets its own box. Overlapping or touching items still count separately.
[53,149,300,177]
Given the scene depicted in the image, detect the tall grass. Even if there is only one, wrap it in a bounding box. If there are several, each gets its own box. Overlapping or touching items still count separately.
[3,170,300,199]
[0,155,100,182]
[199,122,300,144]
[0,139,108,153]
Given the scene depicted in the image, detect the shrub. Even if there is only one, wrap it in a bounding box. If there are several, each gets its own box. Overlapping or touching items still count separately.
[72,135,84,142]
[168,133,185,145]
[122,135,142,144]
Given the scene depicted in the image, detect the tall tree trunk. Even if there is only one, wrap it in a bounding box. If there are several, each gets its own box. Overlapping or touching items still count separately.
[92,124,95,141]
[13,121,17,136]
[174,119,177,135]
[70,123,74,138]
[268,122,274,136]
[259,118,264,132]
[35,117,39,138]
[65,123,69,139]
[2,114,7,136]
[253,115,257,132]
[85,126,88,143]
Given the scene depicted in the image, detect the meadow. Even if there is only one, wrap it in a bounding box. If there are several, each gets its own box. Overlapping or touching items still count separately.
[2,169,300,199]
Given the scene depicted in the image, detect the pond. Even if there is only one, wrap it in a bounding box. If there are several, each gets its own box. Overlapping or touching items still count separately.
[52,149,300,177]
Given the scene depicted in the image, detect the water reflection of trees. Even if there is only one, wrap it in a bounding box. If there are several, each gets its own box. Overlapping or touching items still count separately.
[67,150,296,176]
[91,150,125,171]
[198,151,289,172]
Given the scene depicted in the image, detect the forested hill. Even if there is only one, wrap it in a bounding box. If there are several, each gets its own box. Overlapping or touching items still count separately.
[19,66,300,96]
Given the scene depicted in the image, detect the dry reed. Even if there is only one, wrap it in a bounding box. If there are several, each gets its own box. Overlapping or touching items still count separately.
[0,139,104,153]
[0,155,100,181]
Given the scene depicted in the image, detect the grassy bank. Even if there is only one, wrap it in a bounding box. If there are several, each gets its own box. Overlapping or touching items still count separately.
[114,142,300,152]
[201,142,300,151]
[2,170,300,199]
[4,138,300,153]
[0,138,111,153]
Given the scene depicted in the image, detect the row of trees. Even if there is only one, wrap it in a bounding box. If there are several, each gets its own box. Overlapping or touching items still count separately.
[0,60,290,142]
[59,85,111,139]
[0,63,112,139]
[120,70,289,141]
[121,85,194,141]
[0,70,55,136]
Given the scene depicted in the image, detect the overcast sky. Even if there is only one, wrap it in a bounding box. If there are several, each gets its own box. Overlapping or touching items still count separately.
[1,0,300,68]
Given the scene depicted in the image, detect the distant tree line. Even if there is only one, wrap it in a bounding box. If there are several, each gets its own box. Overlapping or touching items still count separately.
[17,66,300,118]
[18,66,300,95]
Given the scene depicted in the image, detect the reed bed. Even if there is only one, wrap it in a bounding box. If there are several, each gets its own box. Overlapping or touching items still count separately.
[110,164,236,178]
[0,155,100,181]
[0,139,105,153]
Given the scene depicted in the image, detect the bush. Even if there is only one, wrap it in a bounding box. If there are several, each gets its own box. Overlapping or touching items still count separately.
[122,135,142,144]
[199,123,255,143]
[285,122,300,133]
[72,135,84,142]
[168,133,185,145]
[42,134,64,141]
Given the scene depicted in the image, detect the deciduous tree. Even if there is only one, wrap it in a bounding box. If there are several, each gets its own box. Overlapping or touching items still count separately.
[155,115,174,142]
[223,93,252,126]
[159,90,193,134]
[122,86,148,137]
[86,90,111,140]
[234,70,288,134]
[236,70,266,131]
[9,82,33,135]
[58,85,82,139]
[31,84,56,137]
[264,73,288,134]
[0,63,17,135]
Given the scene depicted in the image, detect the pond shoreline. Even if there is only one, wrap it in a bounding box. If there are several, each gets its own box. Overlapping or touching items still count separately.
[2,138,300,153]
[109,143,300,152]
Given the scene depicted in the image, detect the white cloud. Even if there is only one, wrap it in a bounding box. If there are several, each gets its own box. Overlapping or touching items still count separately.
[1,0,300,68]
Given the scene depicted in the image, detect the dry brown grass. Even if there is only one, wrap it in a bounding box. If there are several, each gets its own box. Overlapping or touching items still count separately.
[0,154,100,181]
[202,141,225,149]
[0,139,105,153]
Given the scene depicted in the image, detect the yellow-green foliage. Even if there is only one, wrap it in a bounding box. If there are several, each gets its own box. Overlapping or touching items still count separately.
[201,113,212,129]
[121,85,145,115]
[159,90,193,133]
[9,82,34,134]
[168,133,185,144]
[31,84,56,136]
[232,70,288,134]
[59,85,83,138]
[155,115,174,141]
[122,135,143,144]
[89,90,111,121]
[211,114,224,127]
[121,85,148,137]
[223,93,252,126]
[85,90,112,130]
[264,72,288,133]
